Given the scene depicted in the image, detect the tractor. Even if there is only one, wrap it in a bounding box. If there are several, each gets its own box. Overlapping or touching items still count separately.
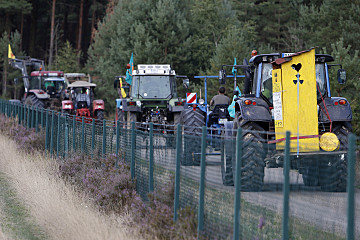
[9,56,66,110]
[179,75,236,166]
[220,48,351,192]
[113,64,188,131]
[61,81,104,122]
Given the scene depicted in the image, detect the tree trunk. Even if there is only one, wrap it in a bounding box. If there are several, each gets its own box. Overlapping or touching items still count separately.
[90,0,96,43]
[48,0,56,70]
[20,13,24,51]
[77,0,84,64]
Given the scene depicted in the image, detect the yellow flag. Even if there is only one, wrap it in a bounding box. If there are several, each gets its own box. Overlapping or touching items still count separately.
[8,44,15,59]
[119,77,126,98]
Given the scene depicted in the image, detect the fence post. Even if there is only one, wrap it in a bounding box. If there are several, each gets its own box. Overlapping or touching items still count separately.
[64,120,69,159]
[233,128,243,240]
[282,131,291,240]
[197,126,207,237]
[18,104,22,125]
[45,109,49,154]
[23,104,26,127]
[149,122,154,193]
[347,134,356,240]
[35,107,39,132]
[27,105,30,128]
[91,118,95,159]
[115,120,120,168]
[173,124,182,221]
[56,113,61,158]
[50,111,55,158]
[102,119,106,158]
[131,121,136,179]
[31,106,34,128]
[72,117,76,151]
[81,117,85,153]
[41,108,44,128]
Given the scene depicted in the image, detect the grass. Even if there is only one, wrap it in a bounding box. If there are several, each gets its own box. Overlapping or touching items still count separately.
[0,172,47,240]
[0,134,141,240]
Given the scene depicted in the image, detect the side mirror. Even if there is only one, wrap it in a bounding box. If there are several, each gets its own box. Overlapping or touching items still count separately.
[183,78,189,89]
[337,69,346,84]
[219,69,226,84]
[14,78,18,85]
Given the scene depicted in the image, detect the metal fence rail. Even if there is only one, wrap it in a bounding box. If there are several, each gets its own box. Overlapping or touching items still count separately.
[0,99,358,240]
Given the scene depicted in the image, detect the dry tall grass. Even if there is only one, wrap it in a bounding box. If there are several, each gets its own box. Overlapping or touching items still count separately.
[0,134,141,240]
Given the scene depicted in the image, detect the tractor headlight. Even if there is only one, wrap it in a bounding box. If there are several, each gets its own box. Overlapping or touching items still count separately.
[198,98,205,105]
[136,101,141,107]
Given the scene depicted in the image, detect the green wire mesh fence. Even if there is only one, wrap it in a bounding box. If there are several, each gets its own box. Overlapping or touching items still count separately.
[0,99,358,240]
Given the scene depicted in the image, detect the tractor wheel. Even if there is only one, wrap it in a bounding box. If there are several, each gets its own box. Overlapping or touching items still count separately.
[96,110,104,123]
[180,108,205,166]
[220,122,235,186]
[233,113,266,191]
[302,167,319,187]
[318,122,350,192]
[174,112,181,126]
[24,95,45,109]
[117,108,125,122]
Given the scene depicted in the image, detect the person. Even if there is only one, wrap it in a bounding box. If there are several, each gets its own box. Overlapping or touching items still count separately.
[75,87,90,109]
[210,86,231,107]
[208,87,231,127]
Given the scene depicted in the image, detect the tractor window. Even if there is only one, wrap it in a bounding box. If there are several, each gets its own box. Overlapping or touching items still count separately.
[29,76,42,90]
[43,78,65,93]
[260,63,273,103]
[133,75,172,99]
[315,63,326,99]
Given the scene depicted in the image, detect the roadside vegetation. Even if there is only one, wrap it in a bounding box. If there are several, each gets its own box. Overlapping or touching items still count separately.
[0,114,198,239]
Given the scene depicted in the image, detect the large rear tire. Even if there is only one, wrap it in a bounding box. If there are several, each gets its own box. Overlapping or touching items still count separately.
[302,166,320,187]
[232,113,266,191]
[319,122,351,192]
[180,108,205,166]
[221,122,235,186]
[24,95,45,109]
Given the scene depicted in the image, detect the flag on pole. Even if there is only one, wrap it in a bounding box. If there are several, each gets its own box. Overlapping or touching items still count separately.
[8,44,15,59]
[119,77,127,98]
[232,57,237,76]
[125,53,134,85]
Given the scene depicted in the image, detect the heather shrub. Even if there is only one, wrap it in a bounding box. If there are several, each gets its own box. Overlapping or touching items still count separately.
[0,114,45,153]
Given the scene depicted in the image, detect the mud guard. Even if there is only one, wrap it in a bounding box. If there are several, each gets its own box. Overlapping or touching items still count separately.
[31,90,50,99]
[318,97,352,122]
[235,98,271,122]
[92,99,104,112]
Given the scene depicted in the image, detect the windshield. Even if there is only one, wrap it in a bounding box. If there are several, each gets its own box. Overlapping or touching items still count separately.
[256,63,327,104]
[131,75,172,99]
[43,78,65,93]
[315,63,326,99]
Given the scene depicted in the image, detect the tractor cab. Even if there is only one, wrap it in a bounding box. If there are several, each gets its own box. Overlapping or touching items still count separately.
[248,53,346,106]
[30,71,65,98]
[61,81,104,122]
[130,65,178,100]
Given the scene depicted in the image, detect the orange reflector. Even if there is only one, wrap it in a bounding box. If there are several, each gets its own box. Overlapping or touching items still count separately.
[251,50,258,57]
[244,100,252,105]
[339,99,347,105]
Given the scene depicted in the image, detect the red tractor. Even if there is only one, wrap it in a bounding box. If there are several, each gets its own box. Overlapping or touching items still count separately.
[9,56,66,110]
[61,81,104,122]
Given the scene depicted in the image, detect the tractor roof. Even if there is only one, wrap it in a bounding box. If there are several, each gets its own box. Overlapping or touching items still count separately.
[31,71,64,77]
[67,80,96,88]
[249,52,334,64]
[44,77,65,82]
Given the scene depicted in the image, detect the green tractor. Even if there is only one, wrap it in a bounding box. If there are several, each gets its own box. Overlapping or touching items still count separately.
[114,64,188,131]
